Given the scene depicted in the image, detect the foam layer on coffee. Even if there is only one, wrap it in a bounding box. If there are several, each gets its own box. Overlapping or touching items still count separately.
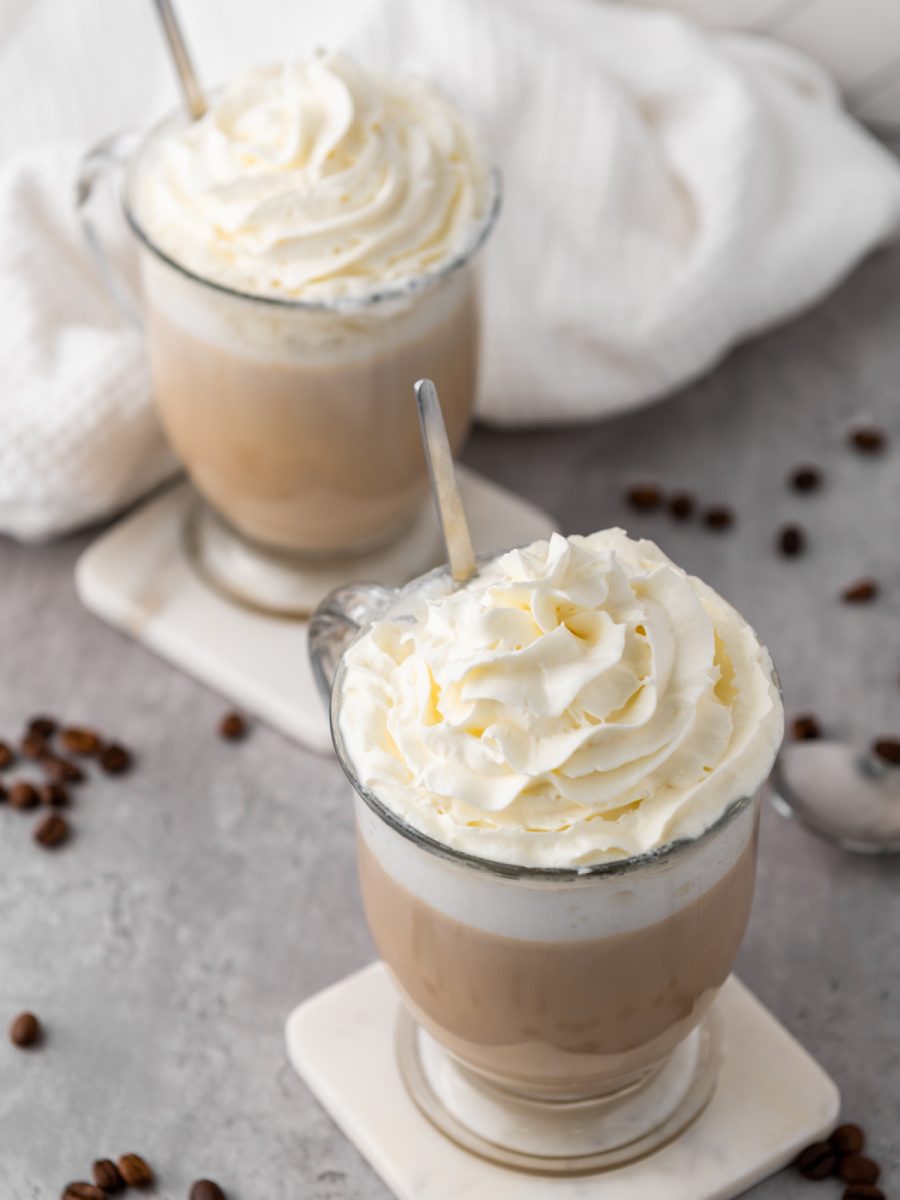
[135,51,490,301]
[339,530,782,869]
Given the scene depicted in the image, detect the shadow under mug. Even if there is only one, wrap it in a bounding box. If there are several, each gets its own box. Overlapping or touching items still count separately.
[309,572,765,1173]
[76,112,501,617]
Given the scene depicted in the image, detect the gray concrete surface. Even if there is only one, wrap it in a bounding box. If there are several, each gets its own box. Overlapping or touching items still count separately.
[1,241,899,1198]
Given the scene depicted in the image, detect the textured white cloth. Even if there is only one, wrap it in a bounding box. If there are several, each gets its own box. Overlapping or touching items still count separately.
[2,0,900,541]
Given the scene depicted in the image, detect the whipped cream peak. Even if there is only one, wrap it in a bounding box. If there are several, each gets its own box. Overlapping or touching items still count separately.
[134,51,491,301]
[338,530,783,868]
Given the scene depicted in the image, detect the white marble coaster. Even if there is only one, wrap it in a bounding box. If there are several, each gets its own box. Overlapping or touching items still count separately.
[286,962,840,1200]
[75,471,556,753]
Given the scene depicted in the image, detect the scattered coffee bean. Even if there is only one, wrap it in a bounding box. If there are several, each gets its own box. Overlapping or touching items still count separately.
[792,714,822,741]
[44,756,85,785]
[62,1185,107,1200]
[842,579,879,604]
[704,506,734,531]
[9,1011,41,1047]
[219,712,247,742]
[840,1156,881,1185]
[0,782,6,803]
[190,1182,226,1200]
[849,426,888,455]
[843,1186,884,1200]
[34,813,69,849]
[117,1154,153,1187]
[796,1141,837,1180]
[40,783,70,807]
[831,1124,866,1156]
[60,727,102,757]
[28,715,56,739]
[9,782,39,810]
[872,738,900,766]
[99,743,131,776]
[91,1159,124,1193]
[778,525,806,558]
[625,483,663,513]
[790,465,823,493]
[21,732,49,760]
[0,741,14,770]
[668,492,695,521]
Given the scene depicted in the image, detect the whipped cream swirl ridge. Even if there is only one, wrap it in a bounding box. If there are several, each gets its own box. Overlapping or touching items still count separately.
[338,530,783,868]
[134,51,491,302]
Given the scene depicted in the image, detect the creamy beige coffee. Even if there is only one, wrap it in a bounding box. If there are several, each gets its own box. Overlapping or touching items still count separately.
[128,52,493,554]
[337,531,783,1096]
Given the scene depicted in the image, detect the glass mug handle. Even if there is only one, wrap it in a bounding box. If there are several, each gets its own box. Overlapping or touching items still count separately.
[75,130,143,329]
[308,582,394,708]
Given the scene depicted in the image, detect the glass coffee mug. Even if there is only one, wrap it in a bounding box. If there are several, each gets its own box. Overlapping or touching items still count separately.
[77,115,501,616]
[310,570,769,1174]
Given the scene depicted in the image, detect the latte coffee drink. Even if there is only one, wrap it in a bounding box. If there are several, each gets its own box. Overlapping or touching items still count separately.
[125,52,495,556]
[333,530,783,1104]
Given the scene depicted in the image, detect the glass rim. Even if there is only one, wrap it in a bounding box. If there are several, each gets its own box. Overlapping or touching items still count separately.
[327,556,768,883]
[121,97,502,314]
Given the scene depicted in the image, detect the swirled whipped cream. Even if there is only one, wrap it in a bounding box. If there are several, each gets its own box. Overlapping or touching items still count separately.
[338,530,783,867]
[135,50,490,301]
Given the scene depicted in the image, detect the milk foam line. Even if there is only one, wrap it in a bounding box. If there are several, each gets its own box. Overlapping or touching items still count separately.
[355,790,758,941]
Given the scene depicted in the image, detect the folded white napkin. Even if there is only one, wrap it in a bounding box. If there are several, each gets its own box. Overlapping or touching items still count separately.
[2,0,899,541]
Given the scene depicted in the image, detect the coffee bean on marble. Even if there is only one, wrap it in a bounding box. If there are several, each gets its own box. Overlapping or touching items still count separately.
[0,741,14,770]
[40,782,70,807]
[219,712,247,742]
[839,1156,881,1185]
[625,483,663,513]
[91,1160,124,1193]
[668,492,695,521]
[841,578,879,604]
[34,812,69,849]
[842,1186,885,1200]
[849,426,888,455]
[60,727,102,757]
[703,505,735,531]
[872,738,900,766]
[44,755,85,785]
[21,732,49,760]
[778,525,806,557]
[190,1181,226,1200]
[9,781,39,810]
[62,1185,107,1200]
[790,465,823,493]
[830,1124,866,1156]
[792,714,822,741]
[28,715,57,739]
[9,1011,41,1047]
[796,1141,837,1180]
[117,1155,153,1187]
[0,782,6,803]
[99,743,132,776]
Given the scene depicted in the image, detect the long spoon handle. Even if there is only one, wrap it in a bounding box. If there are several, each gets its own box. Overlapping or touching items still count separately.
[415,379,477,584]
[152,0,207,120]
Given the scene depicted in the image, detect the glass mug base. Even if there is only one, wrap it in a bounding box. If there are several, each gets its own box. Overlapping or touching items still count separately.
[396,1005,721,1175]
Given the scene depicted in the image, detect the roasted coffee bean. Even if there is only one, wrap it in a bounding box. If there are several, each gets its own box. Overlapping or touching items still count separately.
[34,813,69,849]
[9,782,39,810]
[625,483,663,513]
[668,492,695,521]
[219,712,247,742]
[28,715,56,739]
[830,1124,866,1156]
[21,732,48,760]
[44,755,85,785]
[0,741,14,770]
[873,738,900,766]
[790,465,823,493]
[792,714,822,741]
[60,727,102,757]
[0,782,6,803]
[91,1160,124,1193]
[62,1185,107,1200]
[778,525,806,557]
[9,1011,40,1047]
[839,1156,881,1185]
[40,783,70,807]
[849,426,888,455]
[190,1182,226,1200]
[842,579,879,604]
[796,1141,837,1180]
[842,1186,884,1200]
[117,1154,153,1187]
[704,505,734,531]
[99,743,131,776]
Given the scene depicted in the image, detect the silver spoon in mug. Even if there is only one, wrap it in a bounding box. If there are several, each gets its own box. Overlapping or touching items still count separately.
[415,378,477,585]
[152,0,207,120]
